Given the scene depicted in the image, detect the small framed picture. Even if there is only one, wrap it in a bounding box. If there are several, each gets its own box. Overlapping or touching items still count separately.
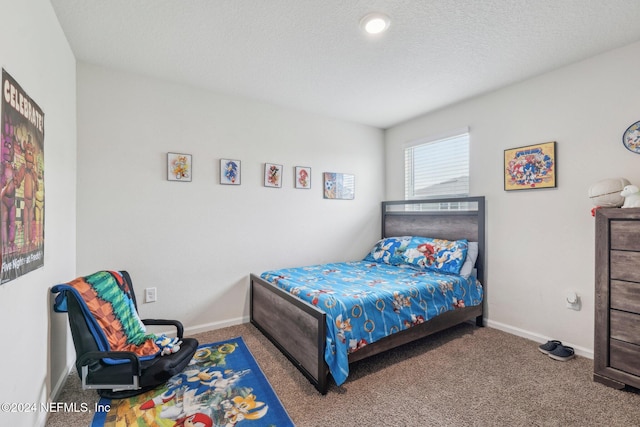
[295,166,311,189]
[167,153,192,182]
[323,172,355,199]
[220,159,241,185]
[264,163,283,188]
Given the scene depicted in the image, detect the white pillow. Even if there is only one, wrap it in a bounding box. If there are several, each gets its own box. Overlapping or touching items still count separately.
[459,242,478,279]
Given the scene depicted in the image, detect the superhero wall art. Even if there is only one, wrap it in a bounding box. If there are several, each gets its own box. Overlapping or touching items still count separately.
[1,69,45,284]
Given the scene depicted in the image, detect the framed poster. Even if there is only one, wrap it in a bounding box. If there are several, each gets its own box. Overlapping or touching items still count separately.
[1,69,45,284]
[264,163,282,188]
[295,166,311,189]
[323,172,355,199]
[220,159,241,185]
[167,153,192,182]
[504,141,556,191]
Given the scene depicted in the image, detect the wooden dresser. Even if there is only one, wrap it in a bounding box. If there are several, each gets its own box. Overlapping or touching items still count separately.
[594,207,640,389]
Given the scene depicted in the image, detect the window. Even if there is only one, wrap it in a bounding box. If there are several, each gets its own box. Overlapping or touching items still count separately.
[404,130,469,202]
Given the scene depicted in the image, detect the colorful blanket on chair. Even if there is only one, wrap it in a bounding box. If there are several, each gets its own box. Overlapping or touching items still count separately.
[52,270,161,359]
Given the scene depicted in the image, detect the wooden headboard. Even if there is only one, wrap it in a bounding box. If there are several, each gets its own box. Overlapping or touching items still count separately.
[381,196,486,287]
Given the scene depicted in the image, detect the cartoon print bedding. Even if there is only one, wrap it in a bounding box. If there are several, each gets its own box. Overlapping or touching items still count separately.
[260,260,483,386]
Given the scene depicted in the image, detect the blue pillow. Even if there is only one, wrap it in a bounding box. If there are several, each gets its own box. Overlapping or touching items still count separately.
[363,236,412,265]
[402,237,468,275]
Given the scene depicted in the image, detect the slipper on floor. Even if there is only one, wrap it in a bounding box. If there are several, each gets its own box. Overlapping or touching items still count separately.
[538,340,562,355]
[548,344,575,361]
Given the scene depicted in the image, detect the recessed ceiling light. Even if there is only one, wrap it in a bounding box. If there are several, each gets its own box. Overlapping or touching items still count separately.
[360,12,390,35]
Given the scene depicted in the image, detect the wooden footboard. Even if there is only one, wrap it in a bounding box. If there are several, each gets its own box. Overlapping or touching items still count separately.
[250,273,330,394]
[347,304,482,363]
[250,273,483,394]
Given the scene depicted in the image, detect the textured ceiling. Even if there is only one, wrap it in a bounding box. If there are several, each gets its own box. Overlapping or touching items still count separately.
[50,0,640,129]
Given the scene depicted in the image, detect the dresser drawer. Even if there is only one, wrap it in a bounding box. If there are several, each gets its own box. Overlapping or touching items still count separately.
[611,280,640,314]
[610,339,640,377]
[611,220,640,251]
[610,250,640,283]
[610,310,640,345]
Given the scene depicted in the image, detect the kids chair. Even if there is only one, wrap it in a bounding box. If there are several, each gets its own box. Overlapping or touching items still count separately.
[51,270,199,399]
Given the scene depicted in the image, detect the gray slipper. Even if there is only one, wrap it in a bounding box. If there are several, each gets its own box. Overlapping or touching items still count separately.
[538,340,562,355]
[548,345,575,361]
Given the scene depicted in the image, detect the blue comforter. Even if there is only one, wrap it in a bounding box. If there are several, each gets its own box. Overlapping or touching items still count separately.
[260,260,483,386]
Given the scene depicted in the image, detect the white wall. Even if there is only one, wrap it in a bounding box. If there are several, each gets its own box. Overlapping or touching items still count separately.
[0,1,77,426]
[385,40,640,356]
[3,3,636,423]
[76,63,385,332]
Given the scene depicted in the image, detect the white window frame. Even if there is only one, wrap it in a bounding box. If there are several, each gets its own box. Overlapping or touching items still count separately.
[404,128,470,203]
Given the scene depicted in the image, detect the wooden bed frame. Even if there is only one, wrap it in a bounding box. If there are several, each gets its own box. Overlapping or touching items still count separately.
[250,196,486,394]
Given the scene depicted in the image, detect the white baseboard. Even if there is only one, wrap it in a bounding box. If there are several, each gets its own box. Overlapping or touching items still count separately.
[42,362,75,427]
[144,316,249,338]
[183,316,249,336]
[176,316,596,359]
[36,411,48,427]
[50,362,74,400]
[486,318,593,359]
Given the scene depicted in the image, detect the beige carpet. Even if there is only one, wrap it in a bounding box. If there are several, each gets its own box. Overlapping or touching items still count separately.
[46,322,640,426]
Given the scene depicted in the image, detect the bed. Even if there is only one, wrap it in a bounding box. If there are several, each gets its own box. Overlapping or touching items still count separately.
[250,196,485,394]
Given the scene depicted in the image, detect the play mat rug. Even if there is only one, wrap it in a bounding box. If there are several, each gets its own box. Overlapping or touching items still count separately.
[91,337,294,427]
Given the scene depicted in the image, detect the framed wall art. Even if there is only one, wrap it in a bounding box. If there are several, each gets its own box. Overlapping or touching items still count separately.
[323,172,355,199]
[220,158,241,185]
[167,152,192,182]
[264,163,283,188]
[295,166,311,189]
[504,141,556,191]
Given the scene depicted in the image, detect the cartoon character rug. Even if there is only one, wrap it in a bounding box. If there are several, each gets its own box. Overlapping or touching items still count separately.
[91,337,294,427]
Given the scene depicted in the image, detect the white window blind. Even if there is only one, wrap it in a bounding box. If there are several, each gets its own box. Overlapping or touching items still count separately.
[404,131,469,200]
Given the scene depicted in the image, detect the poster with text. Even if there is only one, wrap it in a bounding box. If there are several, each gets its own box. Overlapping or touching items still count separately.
[1,69,45,284]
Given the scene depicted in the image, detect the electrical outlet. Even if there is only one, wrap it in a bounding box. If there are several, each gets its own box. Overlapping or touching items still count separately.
[566,291,581,311]
[145,287,157,303]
